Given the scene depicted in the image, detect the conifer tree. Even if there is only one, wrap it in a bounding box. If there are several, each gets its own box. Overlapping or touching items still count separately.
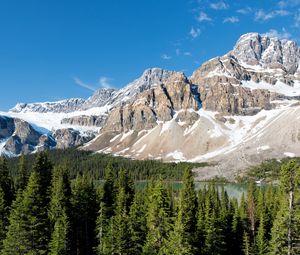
[70,174,97,255]
[105,187,130,254]
[269,160,300,255]
[15,154,28,191]
[128,191,146,254]
[48,166,71,255]
[96,161,117,254]
[0,157,13,206]
[256,214,268,255]
[2,170,50,254]
[0,187,8,250]
[243,231,252,255]
[143,180,171,255]
[164,168,197,254]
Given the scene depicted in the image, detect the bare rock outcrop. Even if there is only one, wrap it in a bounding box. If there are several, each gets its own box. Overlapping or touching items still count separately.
[53,128,95,149]
[0,116,56,155]
[103,72,201,132]
[61,115,107,127]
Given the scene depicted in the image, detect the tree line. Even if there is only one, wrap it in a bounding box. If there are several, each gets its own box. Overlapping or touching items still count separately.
[0,152,299,254]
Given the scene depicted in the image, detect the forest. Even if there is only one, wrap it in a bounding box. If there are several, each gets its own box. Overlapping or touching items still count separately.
[0,150,299,255]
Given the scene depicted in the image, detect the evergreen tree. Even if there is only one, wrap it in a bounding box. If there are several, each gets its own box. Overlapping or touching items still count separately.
[128,191,146,255]
[2,170,50,254]
[32,152,53,197]
[15,154,28,191]
[269,195,289,255]
[48,166,71,255]
[71,174,97,255]
[96,161,117,254]
[105,187,130,254]
[243,231,252,255]
[0,157,13,206]
[143,180,171,255]
[256,214,268,255]
[164,168,197,254]
[0,188,8,250]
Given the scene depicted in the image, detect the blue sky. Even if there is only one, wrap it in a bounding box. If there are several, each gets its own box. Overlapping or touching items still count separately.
[1,0,300,110]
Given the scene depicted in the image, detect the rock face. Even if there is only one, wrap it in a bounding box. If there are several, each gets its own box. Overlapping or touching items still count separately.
[61,115,107,127]
[81,88,115,110]
[231,32,300,74]
[103,72,200,132]
[190,33,300,114]
[109,68,177,106]
[0,116,15,139]
[0,116,56,155]
[53,128,95,149]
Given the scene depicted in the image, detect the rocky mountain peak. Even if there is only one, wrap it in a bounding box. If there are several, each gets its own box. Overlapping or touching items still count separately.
[109,67,177,106]
[230,32,300,73]
[81,87,116,110]
[10,98,86,113]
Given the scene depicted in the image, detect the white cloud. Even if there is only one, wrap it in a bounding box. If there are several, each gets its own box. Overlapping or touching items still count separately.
[190,27,201,38]
[99,77,113,89]
[263,28,291,40]
[278,0,300,8]
[184,52,192,56]
[210,1,229,10]
[197,11,212,22]
[73,77,96,91]
[223,16,239,23]
[236,7,252,14]
[255,9,290,21]
[161,54,172,60]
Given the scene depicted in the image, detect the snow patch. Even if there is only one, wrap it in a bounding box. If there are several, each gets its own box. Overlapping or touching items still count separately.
[257,145,270,151]
[120,130,134,142]
[137,144,147,153]
[284,152,295,158]
[110,134,121,143]
[166,150,186,160]
[241,80,300,97]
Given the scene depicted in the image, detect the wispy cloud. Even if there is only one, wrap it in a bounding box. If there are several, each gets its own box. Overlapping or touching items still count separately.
[161,54,172,60]
[73,77,96,91]
[184,52,192,56]
[236,7,252,14]
[263,28,291,40]
[294,12,300,27]
[190,27,201,38]
[255,9,290,21]
[223,16,239,23]
[278,0,300,8]
[210,1,229,10]
[197,11,212,22]
[99,77,113,89]
[176,49,181,56]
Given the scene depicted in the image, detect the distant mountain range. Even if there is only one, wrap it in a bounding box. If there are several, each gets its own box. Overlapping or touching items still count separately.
[2,32,300,180]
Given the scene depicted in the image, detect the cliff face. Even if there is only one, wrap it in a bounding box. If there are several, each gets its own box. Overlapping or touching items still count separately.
[103,73,199,132]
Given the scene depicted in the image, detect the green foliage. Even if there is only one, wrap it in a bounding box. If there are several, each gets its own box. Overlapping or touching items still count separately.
[0,152,300,255]
[0,188,8,250]
[70,174,97,255]
[143,180,172,254]
[48,166,71,255]
[7,149,207,182]
[2,170,50,254]
[15,154,28,191]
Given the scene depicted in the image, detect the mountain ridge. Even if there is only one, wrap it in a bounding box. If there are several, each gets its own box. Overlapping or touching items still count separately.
[2,32,300,179]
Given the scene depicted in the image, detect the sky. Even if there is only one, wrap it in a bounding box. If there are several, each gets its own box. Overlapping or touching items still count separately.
[0,0,300,110]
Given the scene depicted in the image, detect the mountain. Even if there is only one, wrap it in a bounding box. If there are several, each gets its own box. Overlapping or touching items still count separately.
[2,32,300,180]
[10,98,86,113]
